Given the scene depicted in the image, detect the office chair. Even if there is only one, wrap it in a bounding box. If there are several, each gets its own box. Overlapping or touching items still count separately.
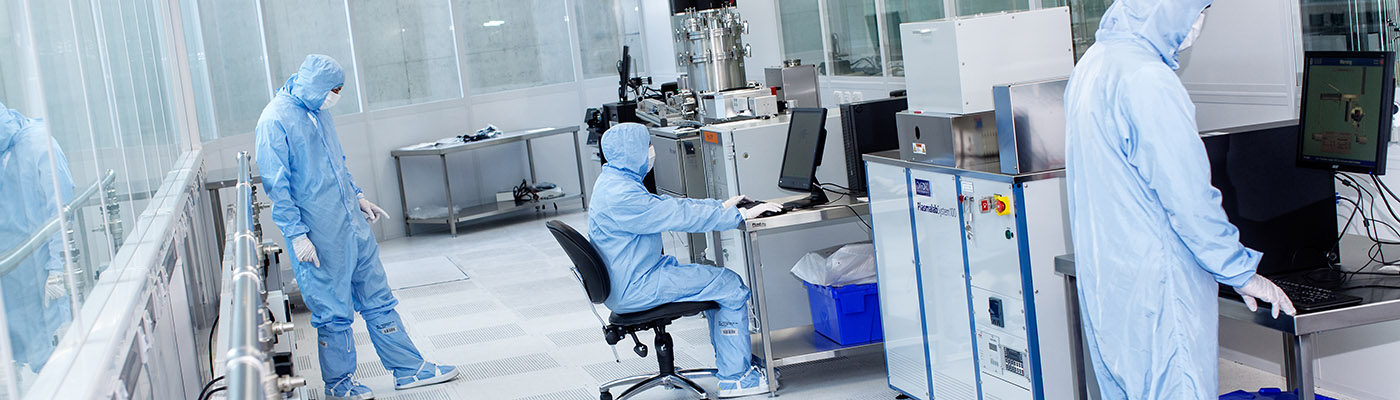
[546,220,719,400]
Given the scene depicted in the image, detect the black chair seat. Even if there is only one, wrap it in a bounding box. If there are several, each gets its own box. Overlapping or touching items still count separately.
[609,301,718,326]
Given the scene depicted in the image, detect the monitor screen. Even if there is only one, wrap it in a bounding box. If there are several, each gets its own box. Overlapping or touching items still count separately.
[1207,126,1339,277]
[1297,51,1396,174]
[779,108,828,192]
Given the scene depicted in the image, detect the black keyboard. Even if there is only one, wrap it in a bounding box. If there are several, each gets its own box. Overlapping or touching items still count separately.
[734,199,791,218]
[1273,280,1362,313]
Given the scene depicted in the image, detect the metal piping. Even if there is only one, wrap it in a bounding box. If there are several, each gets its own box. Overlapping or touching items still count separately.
[224,152,269,400]
[0,169,116,275]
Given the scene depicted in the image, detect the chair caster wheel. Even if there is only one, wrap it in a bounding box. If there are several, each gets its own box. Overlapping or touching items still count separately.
[600,391,614,400]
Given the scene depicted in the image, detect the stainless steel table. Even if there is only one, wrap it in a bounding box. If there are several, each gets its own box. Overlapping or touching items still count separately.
[1055,251,1400,400]
[713,197,879,396]
[390,126,587,236]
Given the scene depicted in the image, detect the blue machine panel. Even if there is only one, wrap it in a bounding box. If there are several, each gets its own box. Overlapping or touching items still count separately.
[909,169,980,400]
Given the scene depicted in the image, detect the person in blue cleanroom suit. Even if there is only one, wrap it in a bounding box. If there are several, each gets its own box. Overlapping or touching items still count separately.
[588,123,781,398]
[1064,1,1297,399]
[0,101,74,373]
[255,55,457,400]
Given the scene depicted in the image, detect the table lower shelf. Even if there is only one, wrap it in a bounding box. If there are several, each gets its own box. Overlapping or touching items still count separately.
[404,193,582,226]
[751,325,883,368]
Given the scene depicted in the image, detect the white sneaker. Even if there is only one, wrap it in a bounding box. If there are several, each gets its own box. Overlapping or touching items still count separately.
[718,366,773,398]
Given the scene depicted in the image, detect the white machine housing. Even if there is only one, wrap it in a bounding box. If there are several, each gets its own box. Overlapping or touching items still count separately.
[900,8,1074,114]
[698,113,863,332]
[865,154,1074,400]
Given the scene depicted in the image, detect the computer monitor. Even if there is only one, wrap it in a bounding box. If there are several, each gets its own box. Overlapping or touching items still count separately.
[1297,51,1396,175]
[841,96,907,197]
[1206,126,1339,277]
[778,107,830,209]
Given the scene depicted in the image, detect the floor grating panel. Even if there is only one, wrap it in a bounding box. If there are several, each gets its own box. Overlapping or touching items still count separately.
[428,324,527,349]
[411,300,501,321]
[395,280,479,300]
[378,387,454,400]
[514,300,591,319]
[458,353,561,381]
[511,388,594,400]
[352,359,391,379]
[545,327,605,348]
[580,353,705,383]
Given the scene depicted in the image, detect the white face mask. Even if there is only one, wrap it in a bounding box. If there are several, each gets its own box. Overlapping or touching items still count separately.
[647,146,656,172]
[321,91,341,110]
[1178,12,1207,52]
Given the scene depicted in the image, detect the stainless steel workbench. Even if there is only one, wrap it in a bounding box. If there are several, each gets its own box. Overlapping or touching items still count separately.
[713,197,879,396]
[1054,249,1400,400]
[389,126,587,236]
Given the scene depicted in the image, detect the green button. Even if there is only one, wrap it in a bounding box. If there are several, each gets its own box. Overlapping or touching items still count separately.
[1005,229,1014,239]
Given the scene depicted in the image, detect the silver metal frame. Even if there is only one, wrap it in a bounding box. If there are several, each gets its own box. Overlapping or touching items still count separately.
[601,368,718,400]
[712,198,879,397]
[389,126,588,237]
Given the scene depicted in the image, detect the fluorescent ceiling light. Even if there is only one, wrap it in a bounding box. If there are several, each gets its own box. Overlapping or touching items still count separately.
[483,20,505,27]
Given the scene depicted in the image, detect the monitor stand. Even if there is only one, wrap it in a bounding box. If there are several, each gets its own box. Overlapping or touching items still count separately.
[781,178,830,210]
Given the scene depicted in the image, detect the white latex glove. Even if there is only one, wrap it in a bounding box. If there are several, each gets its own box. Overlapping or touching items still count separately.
[42,271,65,307]
[740,203,784,220]
[1234,274,1297,318]
[359,198,390,223]
[292,235,320,268]
[722,195,751,209]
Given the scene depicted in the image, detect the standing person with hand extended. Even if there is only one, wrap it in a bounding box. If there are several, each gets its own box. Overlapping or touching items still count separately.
[0,100,74,374]
[256,54,457,400]
[1063,1,1297,399]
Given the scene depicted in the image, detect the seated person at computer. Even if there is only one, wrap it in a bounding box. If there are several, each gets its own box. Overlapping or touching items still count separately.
[588,123,781,398]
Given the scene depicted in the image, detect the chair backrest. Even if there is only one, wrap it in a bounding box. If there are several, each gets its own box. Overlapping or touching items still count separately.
[546,220,610,304]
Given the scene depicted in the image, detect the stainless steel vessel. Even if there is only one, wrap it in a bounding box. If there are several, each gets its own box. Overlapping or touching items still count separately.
[673,7,749,94]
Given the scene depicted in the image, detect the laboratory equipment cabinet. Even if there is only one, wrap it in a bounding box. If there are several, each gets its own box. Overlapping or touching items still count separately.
[864,152,1075,400]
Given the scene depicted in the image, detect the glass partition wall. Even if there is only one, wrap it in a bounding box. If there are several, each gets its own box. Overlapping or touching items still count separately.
[2,0,193,396]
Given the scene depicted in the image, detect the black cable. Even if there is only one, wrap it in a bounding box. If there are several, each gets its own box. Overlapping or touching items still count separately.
[199,386,226,400]
[816,181,871,231]
[208,315,219,377]
[818,182,854,192]
[197,376,225,400]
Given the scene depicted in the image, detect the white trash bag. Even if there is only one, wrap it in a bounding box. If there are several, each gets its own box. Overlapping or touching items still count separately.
[791,242,877,287]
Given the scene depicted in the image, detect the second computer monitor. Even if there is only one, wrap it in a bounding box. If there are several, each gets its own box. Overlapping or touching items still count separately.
[778,108,829,208]
[1297,51,1396,174]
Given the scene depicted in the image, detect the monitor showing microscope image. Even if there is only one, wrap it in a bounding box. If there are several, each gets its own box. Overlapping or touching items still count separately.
[1297,51,1396,174]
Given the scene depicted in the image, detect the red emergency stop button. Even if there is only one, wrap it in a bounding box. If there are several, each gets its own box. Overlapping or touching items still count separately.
[993,195,1011,216]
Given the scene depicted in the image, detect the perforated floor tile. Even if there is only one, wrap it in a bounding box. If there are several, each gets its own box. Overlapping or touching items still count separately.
[514,300,592,319]
[353,359,391,379]
[411,300,501,321]
[545,327,605,348]
[377,387,454,400]
[511,388,594,400]
[394,280,479,300]
[580,352,705,383]
[458,353,561,381]
[428,324,527,349]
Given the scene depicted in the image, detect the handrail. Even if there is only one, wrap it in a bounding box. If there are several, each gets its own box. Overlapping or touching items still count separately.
[0,169,116,276]
[224,151,273,399]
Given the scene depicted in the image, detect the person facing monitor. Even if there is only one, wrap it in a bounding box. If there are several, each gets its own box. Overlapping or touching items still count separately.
[778,107,830,209]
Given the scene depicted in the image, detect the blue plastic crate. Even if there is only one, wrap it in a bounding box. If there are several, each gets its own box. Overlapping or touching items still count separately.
[804,282,883,346]
[1220,388,1337,400]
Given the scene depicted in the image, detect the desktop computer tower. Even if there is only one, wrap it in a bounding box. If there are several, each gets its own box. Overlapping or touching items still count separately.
[841,96,906,197]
